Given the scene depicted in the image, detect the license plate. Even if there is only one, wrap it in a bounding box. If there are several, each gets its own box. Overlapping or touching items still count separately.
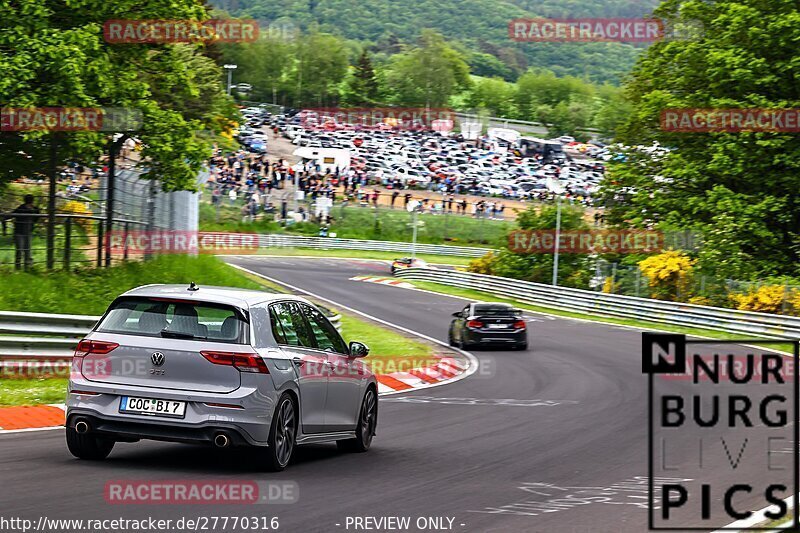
[488,324,508,329]
[120,396,186,418]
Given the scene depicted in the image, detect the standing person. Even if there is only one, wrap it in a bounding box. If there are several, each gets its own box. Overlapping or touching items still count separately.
[9,194,39,270]
[391,190,399,208]
[228,187,237,205]
[404,193,412,209]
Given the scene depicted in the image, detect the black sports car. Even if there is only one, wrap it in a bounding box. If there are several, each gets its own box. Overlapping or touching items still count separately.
[448,302,528,350]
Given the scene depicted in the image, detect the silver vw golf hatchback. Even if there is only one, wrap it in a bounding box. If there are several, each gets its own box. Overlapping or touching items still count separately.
[66,284,378,471]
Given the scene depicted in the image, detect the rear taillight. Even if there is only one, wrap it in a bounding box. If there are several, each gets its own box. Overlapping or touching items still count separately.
[466,320,484,329]
[69,389,101,396]
[513,320,526,330]
[201,351,269,374]
[74,339,119,357]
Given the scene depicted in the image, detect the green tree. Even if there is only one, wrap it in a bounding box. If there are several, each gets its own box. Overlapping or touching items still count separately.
[470,204,592,287]
[465,77,517,118]
[286,30,349,107]
[606,0,800,279]
[218,33,294,105]
[384,30,471,107]
[345,50,380,105]
[0,0,236,191]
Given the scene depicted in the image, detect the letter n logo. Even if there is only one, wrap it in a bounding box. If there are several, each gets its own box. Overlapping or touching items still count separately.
[642,333,686,374]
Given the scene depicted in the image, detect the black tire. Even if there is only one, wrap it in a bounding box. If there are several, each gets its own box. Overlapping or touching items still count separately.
[337,388,378,453]
[263,393,297,472]
[448,329,456,347]
[516,343,529,351]
[65,426,114,460]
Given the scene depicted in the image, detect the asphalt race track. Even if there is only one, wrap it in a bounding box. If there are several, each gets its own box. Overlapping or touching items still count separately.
[0,256,792,533]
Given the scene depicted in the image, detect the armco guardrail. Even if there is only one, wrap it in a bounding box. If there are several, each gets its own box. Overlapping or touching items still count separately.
[0,310,341,360]
[395,268,800,339]
[258,234,491,257]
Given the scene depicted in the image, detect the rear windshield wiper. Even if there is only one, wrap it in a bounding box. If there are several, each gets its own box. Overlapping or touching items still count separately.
[160,329,207,340]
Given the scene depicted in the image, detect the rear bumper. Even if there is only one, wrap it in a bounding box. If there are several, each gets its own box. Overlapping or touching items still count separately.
[66,411,257,447]
[465,329,527,346]
[65,378,278,446]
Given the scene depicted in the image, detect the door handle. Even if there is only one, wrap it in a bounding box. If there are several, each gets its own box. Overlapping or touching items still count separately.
[292,357,305,366]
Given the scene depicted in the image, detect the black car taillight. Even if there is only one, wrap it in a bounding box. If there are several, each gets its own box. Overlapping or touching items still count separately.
[466,320,484,329]
[513,320,526,330]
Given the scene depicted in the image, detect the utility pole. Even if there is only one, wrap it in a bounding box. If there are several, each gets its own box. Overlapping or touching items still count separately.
[552,194,562,286]
[224,64,237,95]
[546,177,565,286]
[105,134,128,267]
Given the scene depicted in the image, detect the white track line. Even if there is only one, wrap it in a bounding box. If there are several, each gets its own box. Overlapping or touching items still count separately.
[227,262,479,396]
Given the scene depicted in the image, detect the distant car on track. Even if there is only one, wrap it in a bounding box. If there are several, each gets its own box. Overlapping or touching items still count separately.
[448,302,528,350]
[390,257,428,274]
[66,284,377,471]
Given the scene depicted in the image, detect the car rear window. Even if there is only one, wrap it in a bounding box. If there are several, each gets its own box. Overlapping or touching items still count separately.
[474,304,519,317]
[96,297,248,344]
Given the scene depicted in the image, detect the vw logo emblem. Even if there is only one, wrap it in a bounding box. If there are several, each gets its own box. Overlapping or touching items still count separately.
[151,352,165,366]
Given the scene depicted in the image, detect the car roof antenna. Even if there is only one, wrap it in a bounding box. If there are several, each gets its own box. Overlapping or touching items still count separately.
[188,282,200,292]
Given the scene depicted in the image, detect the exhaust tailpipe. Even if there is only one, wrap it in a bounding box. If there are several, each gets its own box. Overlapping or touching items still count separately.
[213,432,230,448]
[75,419,90,434]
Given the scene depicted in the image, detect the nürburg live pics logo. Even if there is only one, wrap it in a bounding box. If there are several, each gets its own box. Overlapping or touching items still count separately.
[643,333,799,530]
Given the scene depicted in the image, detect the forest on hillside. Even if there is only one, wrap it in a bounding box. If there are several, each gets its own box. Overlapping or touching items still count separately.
[210,0,661,83]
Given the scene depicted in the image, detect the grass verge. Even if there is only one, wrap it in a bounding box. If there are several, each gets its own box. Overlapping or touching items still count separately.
[0,378,68,406]
[406,280,797,353]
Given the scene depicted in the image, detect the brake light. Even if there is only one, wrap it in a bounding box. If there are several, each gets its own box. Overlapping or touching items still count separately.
[466,320,484,329]
[201,351,269,374]
[513,320,526,330]
[69,389,101,396]
[74,339,119,357]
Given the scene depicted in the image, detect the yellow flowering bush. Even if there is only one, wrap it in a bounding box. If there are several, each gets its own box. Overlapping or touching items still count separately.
[467,251,497,275]
[638,251,695,300]
[729,285,788,314]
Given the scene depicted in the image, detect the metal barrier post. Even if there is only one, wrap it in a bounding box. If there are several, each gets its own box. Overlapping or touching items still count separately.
[63,217,72,271]
[96,220,104,267]
[123,222,130,261]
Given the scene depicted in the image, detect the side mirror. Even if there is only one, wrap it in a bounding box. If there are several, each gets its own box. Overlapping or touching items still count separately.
[452,312,462,318]
[349,341,370,358]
